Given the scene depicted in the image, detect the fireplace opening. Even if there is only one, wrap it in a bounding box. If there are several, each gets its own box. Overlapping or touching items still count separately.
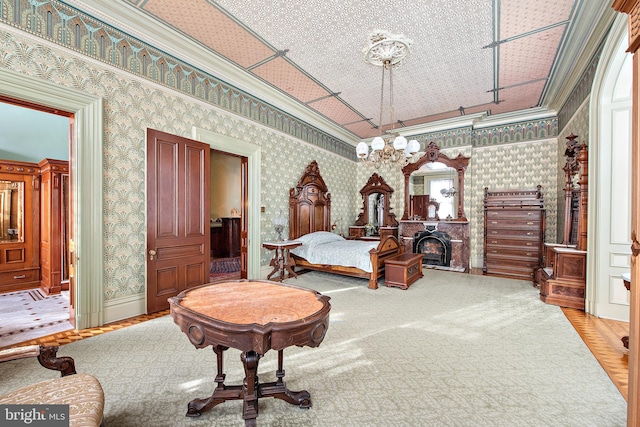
[413,230,452,267]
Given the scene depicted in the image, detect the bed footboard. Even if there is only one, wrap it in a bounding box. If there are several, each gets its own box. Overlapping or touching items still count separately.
[368,235,403,289]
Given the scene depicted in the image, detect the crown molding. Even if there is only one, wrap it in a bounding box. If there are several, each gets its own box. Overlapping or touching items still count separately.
[471,107,557,129]
[543,0,617,111]
[64,0,359,145]
[385,107,555,138]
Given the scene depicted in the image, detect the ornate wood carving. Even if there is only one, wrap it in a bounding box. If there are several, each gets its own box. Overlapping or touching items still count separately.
[402,142,470,221]
[37,345,77,377]
[288,161,331,239]
[354,173,398,227]
[288,161,401,289]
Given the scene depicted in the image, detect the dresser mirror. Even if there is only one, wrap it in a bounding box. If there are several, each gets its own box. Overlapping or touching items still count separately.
[0,179,24,242]
[354,173,398,230]
[409,163,454,220]
[402,142,469,221]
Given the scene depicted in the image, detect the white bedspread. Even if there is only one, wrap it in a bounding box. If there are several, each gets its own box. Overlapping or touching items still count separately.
[290,231,378,273]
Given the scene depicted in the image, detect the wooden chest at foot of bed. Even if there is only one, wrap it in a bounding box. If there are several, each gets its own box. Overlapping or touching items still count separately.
[384,253,424,290]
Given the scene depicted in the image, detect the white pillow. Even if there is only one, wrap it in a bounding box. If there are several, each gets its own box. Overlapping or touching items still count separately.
[295,231,344,247]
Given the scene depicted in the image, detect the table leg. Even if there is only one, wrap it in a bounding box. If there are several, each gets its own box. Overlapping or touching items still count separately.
[184,347,310,425]
[242,351,260,426]
[283,249,298,279]
[258,349,311,408]
[186,345,242,417]
[266,248,283,281]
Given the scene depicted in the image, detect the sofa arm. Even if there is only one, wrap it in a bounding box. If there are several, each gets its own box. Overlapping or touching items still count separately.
[0,345,76,377]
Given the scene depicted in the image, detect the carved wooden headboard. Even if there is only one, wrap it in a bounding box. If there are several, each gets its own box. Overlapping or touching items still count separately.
[288,161,331,240]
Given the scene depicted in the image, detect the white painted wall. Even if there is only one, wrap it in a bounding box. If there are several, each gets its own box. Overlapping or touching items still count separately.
[0,102,68,162]
[589,18,632,321]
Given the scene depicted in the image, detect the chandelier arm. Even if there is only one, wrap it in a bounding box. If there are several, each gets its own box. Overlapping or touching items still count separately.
[379,63,386,136]
[389,62,395,132]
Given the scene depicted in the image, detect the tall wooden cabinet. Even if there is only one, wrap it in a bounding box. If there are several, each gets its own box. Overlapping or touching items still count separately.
[39,159,70,295]
[0,160,40,293]
[483,186,545,280]
[537,136,588,310]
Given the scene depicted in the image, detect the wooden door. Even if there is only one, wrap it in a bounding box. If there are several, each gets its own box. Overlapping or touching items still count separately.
[67,118,75,326]
[146,129,210,313]
[240,156,248,278]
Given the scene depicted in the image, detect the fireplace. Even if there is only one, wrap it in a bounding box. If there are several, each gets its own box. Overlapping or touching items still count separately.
[399,220,469,272]
[413,229,452,267]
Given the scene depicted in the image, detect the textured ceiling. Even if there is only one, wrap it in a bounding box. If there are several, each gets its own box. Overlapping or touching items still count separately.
[122,0,584,140]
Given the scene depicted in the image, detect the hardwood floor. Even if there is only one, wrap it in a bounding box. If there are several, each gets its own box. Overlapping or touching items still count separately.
[563,307,629,401]
[3,299,630,402]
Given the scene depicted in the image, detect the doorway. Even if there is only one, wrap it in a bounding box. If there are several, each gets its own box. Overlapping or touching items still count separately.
[0,67,104,332]
[209,149,243,282]
[0,99,73,346]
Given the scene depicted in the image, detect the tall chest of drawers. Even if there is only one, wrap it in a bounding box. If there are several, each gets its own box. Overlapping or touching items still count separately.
[483,187,545,280]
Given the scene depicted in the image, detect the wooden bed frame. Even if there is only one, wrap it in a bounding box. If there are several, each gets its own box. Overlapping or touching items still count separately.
[288,161,402,289]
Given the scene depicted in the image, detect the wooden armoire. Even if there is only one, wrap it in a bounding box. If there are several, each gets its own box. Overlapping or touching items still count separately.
[0,158,69,295]
[39,158,70,295]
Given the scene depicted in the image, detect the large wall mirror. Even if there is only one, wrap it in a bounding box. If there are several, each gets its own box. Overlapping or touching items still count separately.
[0,179,24,242]
[402,142,470,221]
[354,173,398,230]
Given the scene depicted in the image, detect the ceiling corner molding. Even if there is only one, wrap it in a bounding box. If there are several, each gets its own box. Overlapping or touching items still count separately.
[471,107,557,129]
[65,0,358,145]
[396,112,489,136]
[543,0,617,111]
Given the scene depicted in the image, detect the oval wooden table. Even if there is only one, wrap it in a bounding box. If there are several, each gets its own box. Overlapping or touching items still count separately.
[168,280,331,427]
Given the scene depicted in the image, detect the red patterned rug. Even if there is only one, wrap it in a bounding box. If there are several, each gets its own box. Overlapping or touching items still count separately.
[210,257,240,274]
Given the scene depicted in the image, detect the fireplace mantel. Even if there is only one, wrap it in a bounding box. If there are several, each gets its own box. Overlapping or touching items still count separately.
[399,220,470,272]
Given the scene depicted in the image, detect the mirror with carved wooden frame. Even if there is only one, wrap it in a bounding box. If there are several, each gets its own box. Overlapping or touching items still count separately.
[402,142,470,221]
[0,179,24,242]
[354,173,398,231]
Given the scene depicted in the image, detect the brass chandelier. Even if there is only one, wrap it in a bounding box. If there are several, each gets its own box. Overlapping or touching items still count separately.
[356,30,420,168]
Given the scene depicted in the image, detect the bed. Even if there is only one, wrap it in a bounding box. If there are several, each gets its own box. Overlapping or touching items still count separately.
[288,160,402,289]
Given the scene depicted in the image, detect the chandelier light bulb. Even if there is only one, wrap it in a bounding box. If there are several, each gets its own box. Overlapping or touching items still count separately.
[393,135,407,150]
[407,139,420,154]
[356,141,370,158]
[371,136,385,151]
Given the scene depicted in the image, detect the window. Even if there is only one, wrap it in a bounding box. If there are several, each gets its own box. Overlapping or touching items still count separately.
[429,178,454,219]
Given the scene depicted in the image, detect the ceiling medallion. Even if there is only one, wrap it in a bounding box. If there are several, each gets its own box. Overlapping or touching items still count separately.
[357,30,420,169]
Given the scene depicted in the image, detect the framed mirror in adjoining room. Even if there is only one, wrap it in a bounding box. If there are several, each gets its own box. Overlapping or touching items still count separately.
[0,179,24,243]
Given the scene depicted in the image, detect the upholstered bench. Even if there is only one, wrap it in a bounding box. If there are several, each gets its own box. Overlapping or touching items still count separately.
[0,345,104,427]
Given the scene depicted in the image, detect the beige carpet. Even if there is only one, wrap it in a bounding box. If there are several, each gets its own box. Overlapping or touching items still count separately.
[0,289,72,348]
[0,271,627,426]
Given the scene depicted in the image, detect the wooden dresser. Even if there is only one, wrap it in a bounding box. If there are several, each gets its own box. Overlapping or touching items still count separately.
[210,217,240,258]
[483,187,545,280]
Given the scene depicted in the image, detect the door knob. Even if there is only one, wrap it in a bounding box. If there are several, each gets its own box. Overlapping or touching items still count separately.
[149,249,157,260]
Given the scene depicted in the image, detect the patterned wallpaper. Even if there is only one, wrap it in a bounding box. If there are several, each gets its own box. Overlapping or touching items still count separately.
[0,25,357,300]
